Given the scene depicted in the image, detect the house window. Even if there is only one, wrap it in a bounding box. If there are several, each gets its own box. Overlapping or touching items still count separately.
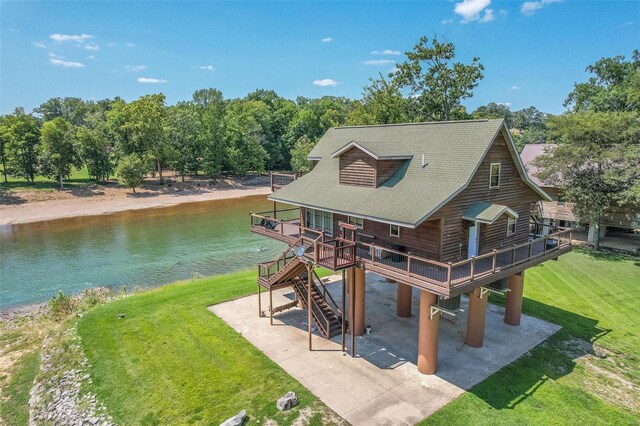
[390,224,400,237]
[305,208,333,236]
[507,217,517,236]
[489,163,501,188]
[348,216,364,229]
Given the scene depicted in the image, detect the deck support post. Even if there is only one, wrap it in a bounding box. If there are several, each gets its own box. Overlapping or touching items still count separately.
[349,268,356,357]
[269,287,273,326]
[504,271,525,326]
[258,284,262,318]
[341,269,346,353]
[465,287,488,347]
[353,267,366,336]
[417,290,440,375]
[308,264,313,351]
[396,282,412,318]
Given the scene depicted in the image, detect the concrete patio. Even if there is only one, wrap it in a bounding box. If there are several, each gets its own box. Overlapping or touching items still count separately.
[210,272,560,425]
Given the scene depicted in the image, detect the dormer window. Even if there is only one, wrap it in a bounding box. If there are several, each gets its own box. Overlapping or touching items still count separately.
[489,163,501,188]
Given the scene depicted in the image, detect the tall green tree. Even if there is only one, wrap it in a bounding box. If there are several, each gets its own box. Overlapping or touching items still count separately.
[76,125,114,182]
[194,89,226,178]
[347,73,412,125]
[167,103,203,180]
[289,135,315,173]
[396,35,484,121]
[534,111,640,250]
[223,100,269,175]
[0,115,8,183]
[0,108,40,182]
[115,94,169,183]
[565,50,640,113]
[471,102,514,127]
[35,97,91,126]
[39,117,80,189]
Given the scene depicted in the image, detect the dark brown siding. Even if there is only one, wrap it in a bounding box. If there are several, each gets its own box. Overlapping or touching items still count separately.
[430,129,542,261]
[376,160,403,186]
[339,147,376,187]
[333,213,442,260]
[478,203,531,253]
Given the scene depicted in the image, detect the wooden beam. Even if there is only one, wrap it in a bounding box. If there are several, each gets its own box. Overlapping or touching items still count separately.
[308,264,313,351]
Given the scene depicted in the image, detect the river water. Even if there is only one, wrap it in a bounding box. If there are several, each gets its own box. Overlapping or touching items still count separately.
[0,195,286,309]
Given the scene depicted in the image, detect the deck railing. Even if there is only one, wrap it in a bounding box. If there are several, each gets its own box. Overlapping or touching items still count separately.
[356,227,572,292]
[270,172,300,191]
[252,211,572,291]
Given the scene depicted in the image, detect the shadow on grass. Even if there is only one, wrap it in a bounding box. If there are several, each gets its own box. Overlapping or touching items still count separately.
[467,297,610,411]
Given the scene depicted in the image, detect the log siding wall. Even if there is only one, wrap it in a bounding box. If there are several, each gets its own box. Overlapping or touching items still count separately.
[376,159,404,186]
[339,147,376,187]
[430,130,541,261]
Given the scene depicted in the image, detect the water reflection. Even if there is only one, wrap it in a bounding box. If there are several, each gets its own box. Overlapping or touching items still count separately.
[0,195,285,309]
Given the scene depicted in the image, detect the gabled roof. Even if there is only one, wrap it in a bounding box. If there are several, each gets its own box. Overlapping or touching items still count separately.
[270,119,551,228]
[520,144,557,187]
[330,140,413,160]
[462,202,519,224]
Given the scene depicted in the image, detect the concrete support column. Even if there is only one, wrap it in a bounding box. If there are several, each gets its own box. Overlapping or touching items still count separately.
[504,271,525,326]
[352,267,366,336]
[396,282,412,318]
[465,287,488,348]
[417,290,440,375]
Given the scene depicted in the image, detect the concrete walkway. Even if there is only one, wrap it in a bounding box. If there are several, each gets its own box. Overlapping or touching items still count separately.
[210,273,560,425]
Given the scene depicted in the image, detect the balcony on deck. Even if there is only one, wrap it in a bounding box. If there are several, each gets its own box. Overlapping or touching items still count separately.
[250,208,573,297]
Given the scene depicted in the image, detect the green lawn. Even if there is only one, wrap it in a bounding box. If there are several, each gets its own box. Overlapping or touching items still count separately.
[75,250,640,425]
[77,270,338,425]
[0,166,100,191]
[0,350,41,425]
[425,249,640,425]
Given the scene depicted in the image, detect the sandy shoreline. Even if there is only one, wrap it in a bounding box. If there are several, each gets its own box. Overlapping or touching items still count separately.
[0,184,272,226]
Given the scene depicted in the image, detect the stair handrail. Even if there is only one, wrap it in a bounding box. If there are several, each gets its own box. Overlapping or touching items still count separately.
[311,270,343,318]
[294,278,331,338]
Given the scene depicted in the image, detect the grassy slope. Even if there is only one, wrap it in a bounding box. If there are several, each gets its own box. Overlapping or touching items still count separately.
[0,350,40,425]
[425,249,640,425]
[77,270,335,425]
[0,166,97,191]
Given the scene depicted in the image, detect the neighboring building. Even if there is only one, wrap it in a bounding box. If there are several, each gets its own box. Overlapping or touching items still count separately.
[520,144,640,244]
[251,119,572,375]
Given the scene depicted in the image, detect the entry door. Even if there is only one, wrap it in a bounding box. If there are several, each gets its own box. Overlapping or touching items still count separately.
[468,222,479,258]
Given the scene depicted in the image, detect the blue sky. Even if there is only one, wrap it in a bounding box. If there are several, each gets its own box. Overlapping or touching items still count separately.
[1,1,638,115]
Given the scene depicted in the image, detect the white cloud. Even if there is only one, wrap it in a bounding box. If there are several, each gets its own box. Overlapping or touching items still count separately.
[442,19,454,24]
[454,0,494,23]
[48,52,85,68]
[197,65,215,71]
[616,21,634,29]
[313,79,339,87]
[511,85,519,90]
[364,59,396,65]
[124,65,147,72]
[138,77,167,84]
[50,33,94,43]
[520,0,561,15]
[126,42,135,47]
[499,9,508,16]
[106,42,117,48]
[321,37,333,43]
[86,55,96,59]
[33,41,47,49]
[83,43,100,51]
[479,8,495,22]
[370,49,401,55]
[497,102,511,107]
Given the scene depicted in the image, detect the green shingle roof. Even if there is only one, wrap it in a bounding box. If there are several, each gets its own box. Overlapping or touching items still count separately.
[330,140,413,160]
[270,119,548,228]
[461,202,518,224]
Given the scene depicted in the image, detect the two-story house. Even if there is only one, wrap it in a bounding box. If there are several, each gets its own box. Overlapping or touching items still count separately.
[251,119,572,375]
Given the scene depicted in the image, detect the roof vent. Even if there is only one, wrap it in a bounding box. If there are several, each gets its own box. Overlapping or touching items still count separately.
[421,154,428,168]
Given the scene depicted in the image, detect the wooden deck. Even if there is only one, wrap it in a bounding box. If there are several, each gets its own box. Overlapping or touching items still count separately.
[250,210,573,298]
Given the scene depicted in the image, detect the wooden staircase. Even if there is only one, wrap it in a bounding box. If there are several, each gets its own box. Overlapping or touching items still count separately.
[258,239,343,340]
[292,271,343,339]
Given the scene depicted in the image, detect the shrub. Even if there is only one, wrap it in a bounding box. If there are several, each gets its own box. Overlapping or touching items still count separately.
[116,154,147,193]
[49,291,75,319]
